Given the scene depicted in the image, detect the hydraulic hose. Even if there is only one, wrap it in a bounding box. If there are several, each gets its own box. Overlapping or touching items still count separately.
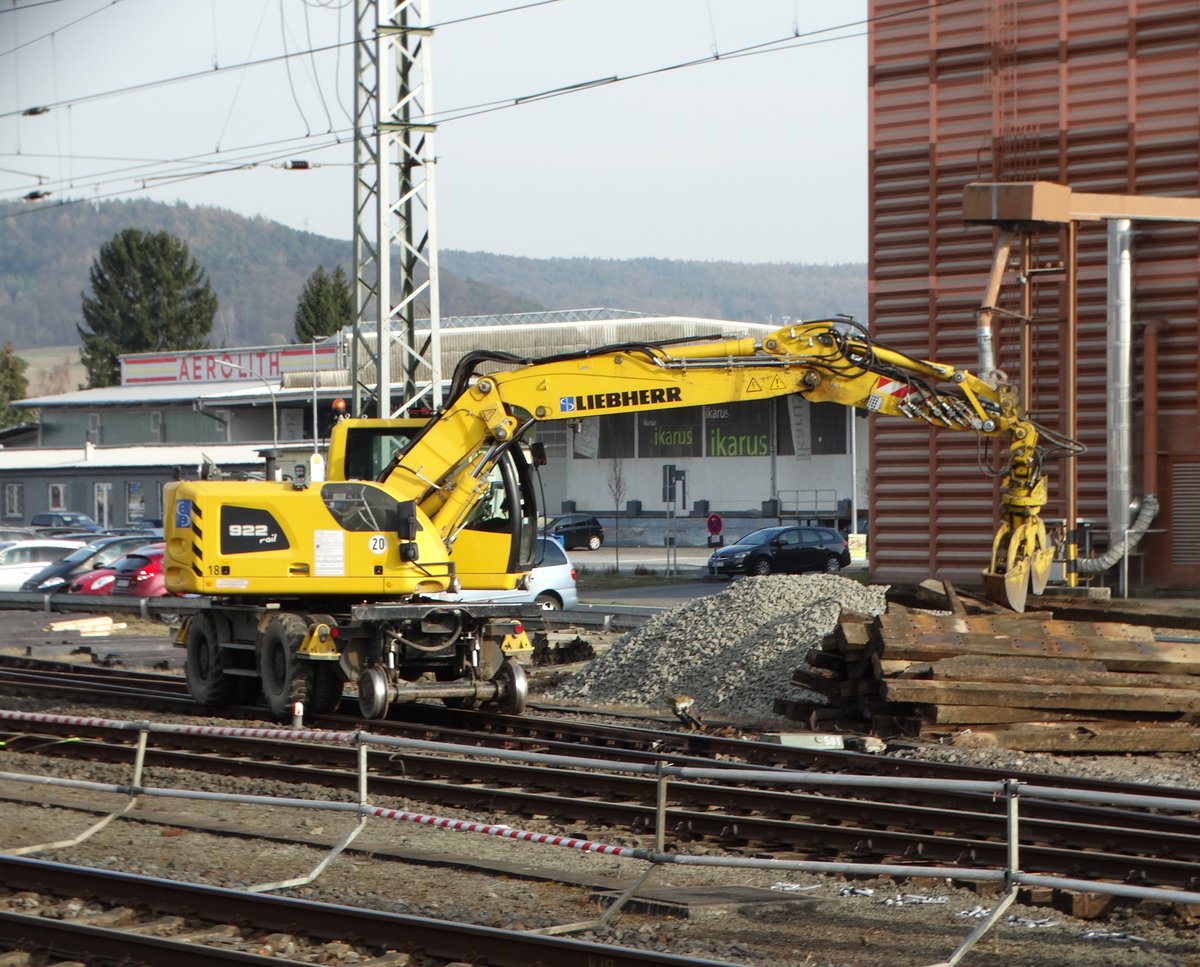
[1076,493,1159,574]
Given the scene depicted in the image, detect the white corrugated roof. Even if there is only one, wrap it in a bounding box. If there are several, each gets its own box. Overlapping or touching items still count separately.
[15,381,320,409]
[0,444,271,470]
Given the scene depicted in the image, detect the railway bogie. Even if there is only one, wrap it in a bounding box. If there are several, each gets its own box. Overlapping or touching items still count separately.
[179,601,536,720]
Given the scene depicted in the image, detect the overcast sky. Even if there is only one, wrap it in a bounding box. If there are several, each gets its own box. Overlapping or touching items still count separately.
[0,0,868,264]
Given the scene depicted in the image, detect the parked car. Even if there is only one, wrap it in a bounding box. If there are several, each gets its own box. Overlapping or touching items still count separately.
[0,539,88,591]
[541,514,604,551]
[68,543,166,597]
[21,534,162,592]
[30,511,103,532]
[110,543,167,598]
[0,526,36,542]
[706,525,850,578]
[68,563,119,595]
[436,537,578,610]
[102,525,165,538]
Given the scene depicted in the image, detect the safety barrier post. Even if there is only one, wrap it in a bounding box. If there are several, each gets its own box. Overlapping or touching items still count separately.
[247,733,371,894]
[654,760,669,853]
[357,734,369,805]
[935,778,1022,967]
[530,760,670,937]
[3,726,149,857]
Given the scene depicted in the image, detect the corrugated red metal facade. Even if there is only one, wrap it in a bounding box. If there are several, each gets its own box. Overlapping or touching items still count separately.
[868,0,1200,588]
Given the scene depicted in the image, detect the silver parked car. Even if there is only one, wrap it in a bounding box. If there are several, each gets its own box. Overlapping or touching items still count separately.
[436,537,578,610]
[0,539,88,591]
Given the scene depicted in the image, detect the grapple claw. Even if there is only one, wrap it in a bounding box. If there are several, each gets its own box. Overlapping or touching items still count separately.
[982,560,1029,613]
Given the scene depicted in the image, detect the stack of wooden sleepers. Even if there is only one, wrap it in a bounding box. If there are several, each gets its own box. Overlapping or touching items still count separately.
[784,581,1200,753]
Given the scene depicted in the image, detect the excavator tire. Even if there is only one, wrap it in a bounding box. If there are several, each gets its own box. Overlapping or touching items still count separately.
[185,613,234,707]
[308,666,343,715]
[257,612,314,720]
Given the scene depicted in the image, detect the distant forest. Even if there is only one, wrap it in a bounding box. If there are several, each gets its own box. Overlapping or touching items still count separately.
[0,198,866,350]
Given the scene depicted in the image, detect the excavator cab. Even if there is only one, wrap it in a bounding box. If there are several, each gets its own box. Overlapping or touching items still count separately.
[448,443,541,592]
[327,415,429,481]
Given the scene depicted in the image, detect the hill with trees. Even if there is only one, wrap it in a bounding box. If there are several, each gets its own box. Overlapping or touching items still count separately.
[441,251,867,326]
[0,198,866,352]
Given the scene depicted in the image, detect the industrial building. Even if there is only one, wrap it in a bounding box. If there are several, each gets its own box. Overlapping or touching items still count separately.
[4,310,869,536]
[868,0,1200,590]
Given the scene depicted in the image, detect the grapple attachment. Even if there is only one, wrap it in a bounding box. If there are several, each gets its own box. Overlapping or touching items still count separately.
[981,517,1053,613]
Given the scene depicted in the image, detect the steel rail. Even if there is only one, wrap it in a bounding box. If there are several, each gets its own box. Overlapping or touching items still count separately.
[5,723,1200,891]
[11,720,1200,865]
[3,654,1199,808]
[0,855,737,967]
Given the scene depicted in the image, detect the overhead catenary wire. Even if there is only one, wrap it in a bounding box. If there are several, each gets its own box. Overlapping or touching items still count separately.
[0,0,123,60]
[0,0,964,215]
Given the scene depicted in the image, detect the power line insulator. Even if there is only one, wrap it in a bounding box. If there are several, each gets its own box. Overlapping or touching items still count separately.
[23,190,51,201]
[284,160,311,170]
[22,106,50,117]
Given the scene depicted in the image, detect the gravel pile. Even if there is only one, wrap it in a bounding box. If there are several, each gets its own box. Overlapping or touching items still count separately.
[552,574,888,723]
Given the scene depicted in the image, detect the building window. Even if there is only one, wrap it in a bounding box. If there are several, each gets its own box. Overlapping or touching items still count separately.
[638,407,702,458]
[94,482,112,528]
[87,412,103,444]
[705,400,787,458]
[3,482,23,519]
[811,402,847,455]
[150,411,164,443]
[535,422,568,461]
[126,482,146,522]
[574,414,636,459]
[48,482,67,511]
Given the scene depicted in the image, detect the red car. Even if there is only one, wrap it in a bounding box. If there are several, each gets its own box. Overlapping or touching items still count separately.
[69,564,118,595]
[111,543,166,597]
[69,543,165,597]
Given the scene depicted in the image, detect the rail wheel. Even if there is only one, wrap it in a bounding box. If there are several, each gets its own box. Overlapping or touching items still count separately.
[257,612,313,720]
[184,613,234,707]
[493,658,528,715]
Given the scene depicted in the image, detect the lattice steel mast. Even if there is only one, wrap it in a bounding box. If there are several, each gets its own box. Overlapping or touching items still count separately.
[351,0,442,417]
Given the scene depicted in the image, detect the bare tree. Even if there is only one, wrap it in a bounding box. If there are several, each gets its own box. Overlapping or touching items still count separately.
[607,459,627,573]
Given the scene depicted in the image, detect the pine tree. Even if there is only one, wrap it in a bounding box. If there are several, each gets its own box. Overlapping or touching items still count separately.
[294,264,354,343]
[0,344,29,428]
[78,228,218,388]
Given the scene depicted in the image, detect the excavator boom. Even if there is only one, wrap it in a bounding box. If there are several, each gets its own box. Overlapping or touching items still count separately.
[376,318,1066,610]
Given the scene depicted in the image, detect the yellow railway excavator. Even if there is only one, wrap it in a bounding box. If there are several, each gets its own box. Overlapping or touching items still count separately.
[164,319,1077,720]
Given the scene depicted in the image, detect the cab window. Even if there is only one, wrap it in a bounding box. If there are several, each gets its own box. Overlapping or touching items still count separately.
[321,483,403,532]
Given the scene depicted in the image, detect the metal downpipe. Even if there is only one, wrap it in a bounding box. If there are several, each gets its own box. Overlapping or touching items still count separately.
[975,229,1014,385]
[1105,219,1134,556]
[1078,220,1158,580]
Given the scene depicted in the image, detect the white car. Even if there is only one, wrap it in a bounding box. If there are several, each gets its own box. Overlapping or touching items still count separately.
[0,539,88,591]
[440,537,578,610]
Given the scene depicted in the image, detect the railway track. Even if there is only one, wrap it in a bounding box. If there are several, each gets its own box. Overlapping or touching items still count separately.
[3,657,1200,894]
[2,652,1196,796]
[0,856,735,967]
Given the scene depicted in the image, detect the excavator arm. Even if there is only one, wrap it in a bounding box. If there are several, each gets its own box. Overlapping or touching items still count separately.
[384,318,1068,611]
[156,318,1073,722]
